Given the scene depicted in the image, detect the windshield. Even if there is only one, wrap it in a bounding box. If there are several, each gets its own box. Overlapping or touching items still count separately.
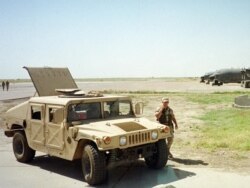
[103,100,133,118]
[67,100,134,122]
[68,102,101,122]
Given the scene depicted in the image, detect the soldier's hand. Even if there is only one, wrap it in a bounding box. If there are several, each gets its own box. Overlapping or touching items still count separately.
[175,125,178,130]
[160,105,165,112]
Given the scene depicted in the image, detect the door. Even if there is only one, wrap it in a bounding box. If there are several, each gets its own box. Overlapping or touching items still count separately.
[30,104,45,145]
[45,105,65,150]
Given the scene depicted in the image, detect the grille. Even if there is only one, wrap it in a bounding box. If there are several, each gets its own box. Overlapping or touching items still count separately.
[128,131,151,145]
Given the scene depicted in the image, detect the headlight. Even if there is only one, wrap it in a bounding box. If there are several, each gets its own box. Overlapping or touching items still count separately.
[151,131,158,140]
[119,136,127,146]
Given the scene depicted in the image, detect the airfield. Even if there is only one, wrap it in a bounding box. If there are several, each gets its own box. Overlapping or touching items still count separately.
[0,78,250,188]
[0,78,246,101]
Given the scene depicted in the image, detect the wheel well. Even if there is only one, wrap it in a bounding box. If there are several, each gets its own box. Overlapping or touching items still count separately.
[11,124,24,130]
[5,124,25,137]
[73,139,98,160]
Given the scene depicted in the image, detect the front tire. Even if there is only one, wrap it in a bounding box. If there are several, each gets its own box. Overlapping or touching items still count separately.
[81,144,107,185]
[13,132,35,163]
[145,139,168,169]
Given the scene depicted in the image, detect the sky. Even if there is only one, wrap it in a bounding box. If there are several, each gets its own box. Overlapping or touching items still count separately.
[0,0,250,79]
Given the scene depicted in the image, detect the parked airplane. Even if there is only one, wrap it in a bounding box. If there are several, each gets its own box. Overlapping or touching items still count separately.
[208,68,242,86]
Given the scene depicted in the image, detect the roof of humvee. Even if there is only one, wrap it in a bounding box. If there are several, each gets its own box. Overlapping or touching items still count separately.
[29,95,131,106]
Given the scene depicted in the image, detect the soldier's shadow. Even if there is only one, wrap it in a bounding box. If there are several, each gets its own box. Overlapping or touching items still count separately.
[170,157,209,166]
[30,155,196,188]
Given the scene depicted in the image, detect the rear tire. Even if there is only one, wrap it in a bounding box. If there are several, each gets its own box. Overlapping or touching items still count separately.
[81,144,107,185]
[145,139,168,169]
[13,132,35,163]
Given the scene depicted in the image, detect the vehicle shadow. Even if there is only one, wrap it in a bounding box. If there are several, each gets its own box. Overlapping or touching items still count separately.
[170,157,209,166]
[31,155,83,181]
[30,155,196,188]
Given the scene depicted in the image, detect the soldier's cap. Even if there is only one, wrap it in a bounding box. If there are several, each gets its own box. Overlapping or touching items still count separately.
[162,97,169,103]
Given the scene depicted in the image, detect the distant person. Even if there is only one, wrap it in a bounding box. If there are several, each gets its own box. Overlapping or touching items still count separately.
[2,81,5,91]
[6,80,9,91]
[155,97,178,159]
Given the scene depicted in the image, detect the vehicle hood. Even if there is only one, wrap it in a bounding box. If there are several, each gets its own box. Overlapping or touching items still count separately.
[74,117,162,138]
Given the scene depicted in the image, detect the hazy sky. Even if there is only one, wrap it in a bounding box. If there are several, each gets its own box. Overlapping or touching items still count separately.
[0,0,250,79]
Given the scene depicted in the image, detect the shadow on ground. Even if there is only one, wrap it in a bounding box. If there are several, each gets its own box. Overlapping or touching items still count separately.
[170,157,209,166]
[29,155,196,188]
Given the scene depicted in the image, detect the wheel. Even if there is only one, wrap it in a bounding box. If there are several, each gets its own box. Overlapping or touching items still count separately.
[145,139,168,169]
[13,132,35,163]
[81,144,107,185]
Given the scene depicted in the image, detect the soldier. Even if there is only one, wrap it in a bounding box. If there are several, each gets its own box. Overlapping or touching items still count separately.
[155,97,178,159]
[2,81,5,91]
[6,80,9,91]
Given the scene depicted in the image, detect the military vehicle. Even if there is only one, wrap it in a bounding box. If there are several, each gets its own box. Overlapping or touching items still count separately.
[4,67,171,185]
[208,68,242,86]
[241,68,250,88]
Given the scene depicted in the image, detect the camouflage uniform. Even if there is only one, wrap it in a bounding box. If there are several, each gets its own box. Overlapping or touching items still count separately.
[155,106,175,151]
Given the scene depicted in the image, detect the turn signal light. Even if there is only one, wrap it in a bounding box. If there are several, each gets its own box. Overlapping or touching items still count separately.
[103,136,111,145]
[161,126,169,133]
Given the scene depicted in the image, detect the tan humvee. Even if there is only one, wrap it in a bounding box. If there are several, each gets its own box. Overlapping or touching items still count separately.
[4,67,171,185]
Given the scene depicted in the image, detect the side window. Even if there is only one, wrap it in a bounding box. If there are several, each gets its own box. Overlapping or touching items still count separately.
[48,107,64,124]
[31,106,42,120]
[49,108,56,123]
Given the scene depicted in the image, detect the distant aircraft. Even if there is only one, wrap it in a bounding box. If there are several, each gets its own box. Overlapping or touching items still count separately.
[208,68,242,86]
[200,72,214,84]
[241,68,250,88]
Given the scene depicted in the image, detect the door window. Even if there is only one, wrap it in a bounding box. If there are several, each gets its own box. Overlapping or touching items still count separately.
[31,106,42,120]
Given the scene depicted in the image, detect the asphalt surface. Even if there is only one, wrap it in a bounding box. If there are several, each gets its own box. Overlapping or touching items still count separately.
[0,130,249,188]
[0,80,247,100]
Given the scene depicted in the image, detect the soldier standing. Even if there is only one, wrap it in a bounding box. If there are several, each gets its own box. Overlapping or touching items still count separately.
[155,97,178,159]
[2,81,5,91]
[6,80,9,91]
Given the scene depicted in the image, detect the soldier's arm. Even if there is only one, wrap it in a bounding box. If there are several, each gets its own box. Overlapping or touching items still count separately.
[171,110,178,129]
[155,106,163,120]
[172,115,178,129]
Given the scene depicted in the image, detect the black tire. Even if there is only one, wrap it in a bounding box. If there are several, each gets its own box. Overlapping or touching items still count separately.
[145,139,168,169]
[13,132,35,163]
[218,82,223,86]
[81,145,107,185]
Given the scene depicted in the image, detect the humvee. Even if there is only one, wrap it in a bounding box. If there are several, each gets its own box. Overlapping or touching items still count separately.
[4,67,171,185]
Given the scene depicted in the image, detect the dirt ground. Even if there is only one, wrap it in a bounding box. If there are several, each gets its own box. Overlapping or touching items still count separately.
[0,81,249,174]
[142,95,250,174]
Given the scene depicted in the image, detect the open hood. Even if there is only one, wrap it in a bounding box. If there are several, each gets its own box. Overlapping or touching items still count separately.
[24,66,78,96]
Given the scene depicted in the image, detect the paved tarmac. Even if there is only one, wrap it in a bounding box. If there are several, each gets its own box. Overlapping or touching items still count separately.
[0,80,247,100]
[0,130,249,188]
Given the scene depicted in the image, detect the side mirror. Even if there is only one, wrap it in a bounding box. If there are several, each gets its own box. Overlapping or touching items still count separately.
[134,102,144,115]
[52,108,64,124]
